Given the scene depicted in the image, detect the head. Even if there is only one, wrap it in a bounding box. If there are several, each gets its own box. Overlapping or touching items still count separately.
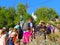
[2,27,6,31]
[40,26,46,32]
[2,29,6,34]
[9,27,13,31]
[9,28,17,37]
[11,32,16,37]
[47,23,51,26]
[12,29,17,32]
[2,27,6,34]
[28,18,33,22]
[39,20,45,25]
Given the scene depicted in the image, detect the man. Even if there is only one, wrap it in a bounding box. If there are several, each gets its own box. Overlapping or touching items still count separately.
[14,22,23,40]
[23,18,33,32]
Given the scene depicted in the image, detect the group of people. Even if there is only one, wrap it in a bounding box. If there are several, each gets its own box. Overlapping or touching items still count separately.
[0,18,60,45]
[0,18,34,45]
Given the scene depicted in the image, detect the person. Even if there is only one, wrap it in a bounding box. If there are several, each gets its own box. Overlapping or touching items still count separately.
[0,29,7,45]
[2,27,6,30]
[14,22,20,30]
[35,20,46,34]
[8,27,13,37]
[7,29,18,45]
[46,23,54,33]
[14,22,23,45]
[54,24,60,33]
[7,35,14,45]
[14,22,23,39]
[27,18,33,31]
[12,29,18,44]
[23,18,33,31]
[22,27,32,45]
[8,27,13,35]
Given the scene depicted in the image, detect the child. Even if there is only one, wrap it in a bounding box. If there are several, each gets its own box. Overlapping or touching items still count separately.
[22,27,32,45]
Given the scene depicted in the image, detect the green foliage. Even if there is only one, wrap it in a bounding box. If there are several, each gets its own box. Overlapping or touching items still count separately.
[0,3,31,28]
[14,15,20,25]
[0,4,59,29]
[16,3,26,15]
[23,13,31,21]
[0,7,6,28]
[0,7,16,28]
[34,7,58,24]
[14,3,31,24]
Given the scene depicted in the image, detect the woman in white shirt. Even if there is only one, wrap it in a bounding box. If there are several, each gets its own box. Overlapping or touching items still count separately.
[0,29,7,45]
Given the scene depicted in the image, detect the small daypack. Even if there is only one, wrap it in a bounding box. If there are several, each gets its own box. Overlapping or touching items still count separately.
[23,22,28,30]
[46,27,51,34]
[17,26,23,39]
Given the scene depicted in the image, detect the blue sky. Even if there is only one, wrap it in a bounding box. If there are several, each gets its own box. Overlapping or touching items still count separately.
[0,0,60,15]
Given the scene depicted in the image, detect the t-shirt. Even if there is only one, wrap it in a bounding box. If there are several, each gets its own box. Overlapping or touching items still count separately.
[47,25,54,32]
[23,22,33,30]
[22,31,32,43]
[8,31,12,35]
[14,25,19,29]
[23,22,28,30]
[0,34,6,45]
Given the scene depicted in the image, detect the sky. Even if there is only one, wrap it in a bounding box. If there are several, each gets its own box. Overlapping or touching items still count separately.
[0,0,60,15]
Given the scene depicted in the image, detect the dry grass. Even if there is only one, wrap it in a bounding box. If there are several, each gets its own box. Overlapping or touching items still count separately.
[20,32,60,45]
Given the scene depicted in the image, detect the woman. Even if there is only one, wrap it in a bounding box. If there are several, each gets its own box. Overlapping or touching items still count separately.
[0,29,7,45]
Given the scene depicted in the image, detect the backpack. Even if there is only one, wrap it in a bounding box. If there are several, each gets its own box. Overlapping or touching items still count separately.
[17,26,23,39]
[46,27,51,34]
[23,22,28,30]
[6,37,14,45]
[34,26,41,32]
[28,23,31,28]
[23,22,33,29]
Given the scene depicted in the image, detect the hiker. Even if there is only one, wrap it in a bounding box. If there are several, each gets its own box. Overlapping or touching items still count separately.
[23,18,33,32]
[8,27,14,37]
[54,24,60,33]
[0,29,7,45]
[22,18,34,39]
[46,23,54,33]
[22,27,32,45]
[14,22,23,45]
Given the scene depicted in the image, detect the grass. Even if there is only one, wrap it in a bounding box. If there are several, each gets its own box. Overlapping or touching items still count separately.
[20,32,60,45]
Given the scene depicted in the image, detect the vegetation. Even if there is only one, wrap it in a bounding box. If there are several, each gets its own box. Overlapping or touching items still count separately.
[0,3,59,29]
[0,3,31,29]
[0,3,60,45]
[34,7,58,24]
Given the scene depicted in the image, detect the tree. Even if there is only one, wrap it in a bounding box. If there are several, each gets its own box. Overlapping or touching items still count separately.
[0,7,7,28]
[16,3,26,15]
[5,7,16,28]
[0,7,16,28]
[14,3,31,24]
[34,7,58,24]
